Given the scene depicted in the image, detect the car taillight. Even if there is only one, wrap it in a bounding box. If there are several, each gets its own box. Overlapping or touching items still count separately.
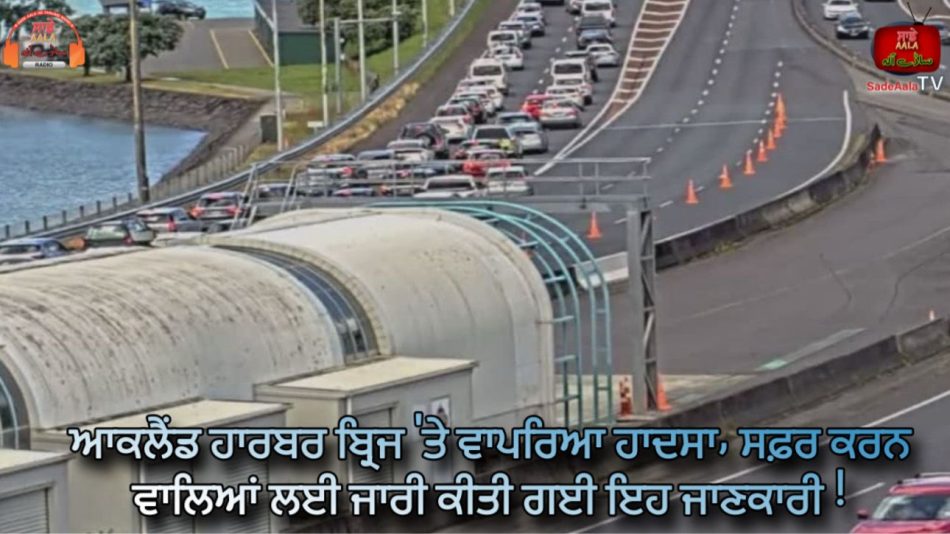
[342,166,353,177]
[191,206,204,218]
[123,235,133,246]
[226,206,240,216]
[168,219,177,232]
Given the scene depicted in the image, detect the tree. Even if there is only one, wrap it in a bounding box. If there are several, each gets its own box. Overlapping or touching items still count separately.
[75,13,183,82]
[295,0,420,56]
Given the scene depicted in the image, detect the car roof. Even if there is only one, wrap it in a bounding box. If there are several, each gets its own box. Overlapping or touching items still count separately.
[890,475,950,494]
[137,207,180,214]
[201,191,244,198]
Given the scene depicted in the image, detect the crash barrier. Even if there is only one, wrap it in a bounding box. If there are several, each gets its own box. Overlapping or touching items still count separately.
[10,0,479,242]
[284,317,950,533]
[575,123,881,285]
[791,0,950,104]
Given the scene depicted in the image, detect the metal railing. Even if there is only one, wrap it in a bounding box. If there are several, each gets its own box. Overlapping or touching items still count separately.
[8,0,479,242]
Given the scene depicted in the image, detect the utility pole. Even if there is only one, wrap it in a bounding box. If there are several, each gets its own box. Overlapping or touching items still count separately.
[449,0,455,18]
[272,0,284,150]
[422,0,429,47]
[333,17,342,114]
[391,0,399,74]
[357,0,367,101]
[129,0,149,203]
[319,0,329,127]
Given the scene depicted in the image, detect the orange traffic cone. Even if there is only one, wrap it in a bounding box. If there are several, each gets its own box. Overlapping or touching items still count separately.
[619,377,633,418]
[685,180,699,204]
[776,93,786,120]
[773,117,784,139]
[757,140,768,163]
[719,164,733,189]
[656,376,671,412]
[874,138,887,164]
[743,150,756,176]
[586,211,602,240]
[766,128,777,150]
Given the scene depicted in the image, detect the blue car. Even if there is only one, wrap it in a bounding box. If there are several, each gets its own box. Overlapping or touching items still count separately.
[0,237,70,265]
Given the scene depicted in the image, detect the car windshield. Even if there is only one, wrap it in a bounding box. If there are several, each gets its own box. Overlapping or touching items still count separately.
[427,179,474,191]
[554,63,584,75]
[585,3,610,11]
[830,0,852,5]
[872,495,950,520]
[138,213,171,223]
[86,224,128,240]
[472,65,503,76]
[474,127,509,139]
[0,244,42,254]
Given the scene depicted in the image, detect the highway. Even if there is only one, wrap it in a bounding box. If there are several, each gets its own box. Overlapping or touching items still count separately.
[537,0,857,256]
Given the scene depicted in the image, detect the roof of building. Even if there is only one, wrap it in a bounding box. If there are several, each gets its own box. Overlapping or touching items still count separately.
[0,449,70,476]
[52,400,287,432]
[277,356,477,395]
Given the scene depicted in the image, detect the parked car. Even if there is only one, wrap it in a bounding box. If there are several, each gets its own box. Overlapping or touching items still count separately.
[156,0,206,19]
[836,12,870,39]
[189,192,248,222]
[0,237,69,265]
[509,122,549,154]
[136,207,204,233]
[399,122,450,158]
[539,99,583,129]
[822,0,858,20]
[82,219,156,249]
[851,473,950,533]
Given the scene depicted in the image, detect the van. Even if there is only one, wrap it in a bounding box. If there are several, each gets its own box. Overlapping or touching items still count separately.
[551,58,592,84]
[581,0,615,26]
[468,58,509,94]
[487,30,521,50]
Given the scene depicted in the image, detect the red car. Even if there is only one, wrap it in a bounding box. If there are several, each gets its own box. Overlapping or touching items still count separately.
[461,149,509,177]
[521,93,554,120]
[852,474,950,533]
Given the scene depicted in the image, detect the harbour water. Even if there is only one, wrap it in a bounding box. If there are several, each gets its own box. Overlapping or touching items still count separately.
[67,0,254,19]
[0,106,206,230]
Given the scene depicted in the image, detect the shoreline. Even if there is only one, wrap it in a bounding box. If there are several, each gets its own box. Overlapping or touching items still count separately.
[0,72,265,184]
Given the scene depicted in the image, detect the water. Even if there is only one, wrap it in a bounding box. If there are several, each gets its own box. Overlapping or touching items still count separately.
[67,0,254,19]
[0,106,206,230]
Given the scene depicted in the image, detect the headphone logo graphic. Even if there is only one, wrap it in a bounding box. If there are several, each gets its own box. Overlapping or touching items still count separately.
[1,10,85,69]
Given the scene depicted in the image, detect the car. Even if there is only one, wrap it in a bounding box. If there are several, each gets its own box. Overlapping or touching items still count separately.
[356,149,403,179]
[836,12,870,39]
[539,99,583,129]
[498,20,532,48]
[581,0,615,26]
[461,149,511,177]
[456,79,505,109]
[565,49,601,81]
[490,45,525,70]
[436,103,475,123]
[577,27,614,50]
[307,153,361,180]
[552,57,597,84]
[447,96,487,123]
[567,0,584,15]
[430,116,473,143]
[522,93,555,119]
[136,207,204,233]
[453,138,505,159]
[399,122,450,158]
[851,473,950,533]
[516,2,545,18]
[553,76,594,105]
[497,111,537,127]
[509,122,549,154]
[486,166,533,197]
[156,0,206,20]
[586,43,621,67]
[576,15,611,35]
[822,0,858,20]
[253,183,296,200]
[468,58,509,95]
[0,237,69,265]
[413,175,487,199]
[471,125,523,158]
[545,85,586,109]
[189,192,249,222]
[82,219,156,249]
[487,30,522,51]
[515,13,546,36]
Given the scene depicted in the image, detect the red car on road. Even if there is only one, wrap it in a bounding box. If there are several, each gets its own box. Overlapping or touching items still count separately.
[852,474,950,533]
[521,93,554,120]
[461,149,510,178]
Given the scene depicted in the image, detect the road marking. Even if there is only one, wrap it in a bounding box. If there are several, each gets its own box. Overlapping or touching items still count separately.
[715,57,722,64]
[711,68,718,75]
[697,99,704,105]
[209,29,230,70]
[659,200,674,208]
[605,117,844,130]
[555,47,562,53]
[695,185,705,192]
[846,482,885,500]
[561,36,568,42]
[722,38,729,45]
[248,29,273,67]
[614,217,627,225]
[756,328,866,372]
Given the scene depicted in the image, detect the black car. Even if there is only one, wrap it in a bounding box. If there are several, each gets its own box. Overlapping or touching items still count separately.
[157,0,206,20]
[577,28,613,49]
[836,12,870,39]
[399,122,450,159]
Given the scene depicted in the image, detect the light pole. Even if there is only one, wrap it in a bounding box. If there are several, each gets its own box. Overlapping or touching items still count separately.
[129,0,149,203]
[334,17,342,115]
[422,0,429,47]
[319,0,329,127]
[272,0,284,150]
[357,0,367,101]
[391,0,399,74]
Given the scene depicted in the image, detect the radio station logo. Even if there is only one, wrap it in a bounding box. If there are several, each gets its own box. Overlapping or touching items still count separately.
[1,9,85,70]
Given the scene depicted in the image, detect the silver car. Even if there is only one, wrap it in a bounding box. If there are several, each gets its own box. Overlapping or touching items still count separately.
[509,122,549,154]
[0,237,69,265]
[586,43,621,67]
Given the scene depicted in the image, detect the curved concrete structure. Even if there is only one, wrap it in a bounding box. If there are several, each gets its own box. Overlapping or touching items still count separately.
[0,208,553,432]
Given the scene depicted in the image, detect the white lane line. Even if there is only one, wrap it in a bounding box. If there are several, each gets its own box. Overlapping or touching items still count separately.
[209,29,230,69]
[561,36,568,42]
[614,217,627,225]
[846,482,885,500]
[660,200,674,208]
[711,68,718,75]
[604,117,845,130]
[695,185,705,192]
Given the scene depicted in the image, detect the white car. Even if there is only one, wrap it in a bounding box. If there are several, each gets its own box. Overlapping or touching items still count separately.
[468,57,509,94]
[545,85,586,109]
[539,99,583,129]
[581,0,615,26]
[585,43,621,67]
[413,176,486,199]
[430,116,472,143]
[486,166,532,197]
[553,75,593,105]
[822,0,858,20]
[491,46,524,70]
[516,1,544,17]
[456,79,504,109]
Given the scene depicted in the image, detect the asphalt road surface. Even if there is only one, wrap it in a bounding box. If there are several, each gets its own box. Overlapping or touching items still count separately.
[538,0,855,256]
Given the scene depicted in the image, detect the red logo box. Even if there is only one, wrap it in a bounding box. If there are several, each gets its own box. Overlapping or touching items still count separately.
[873,24,941,74]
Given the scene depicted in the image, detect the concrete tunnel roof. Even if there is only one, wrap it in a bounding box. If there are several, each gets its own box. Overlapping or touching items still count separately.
[0,208,553,430]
